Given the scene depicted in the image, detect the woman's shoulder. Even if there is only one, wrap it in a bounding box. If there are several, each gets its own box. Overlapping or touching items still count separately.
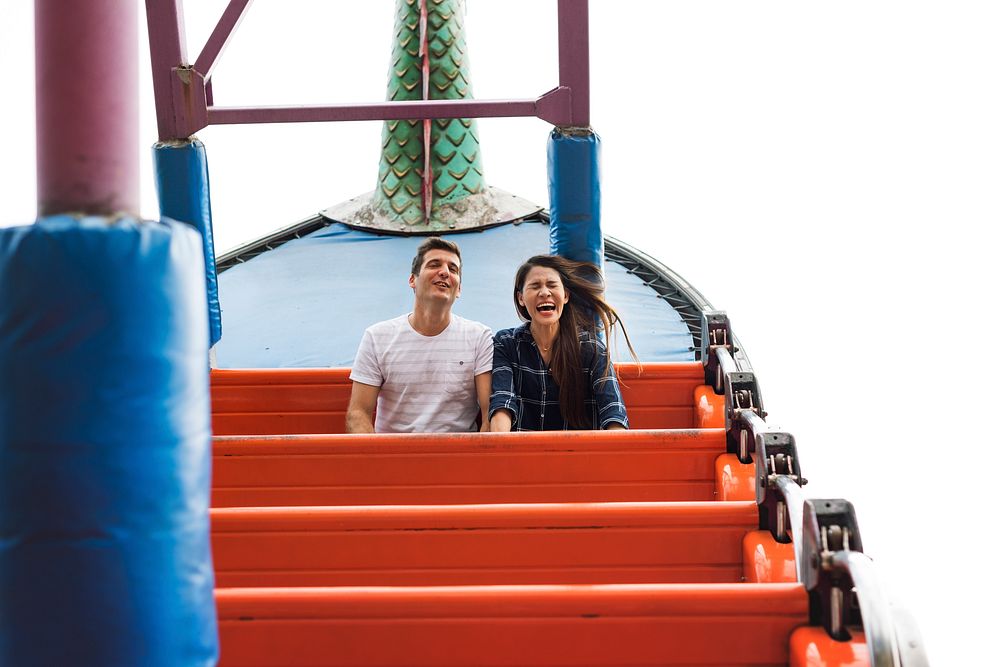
[577,329,608,350]
[494,323,530,341]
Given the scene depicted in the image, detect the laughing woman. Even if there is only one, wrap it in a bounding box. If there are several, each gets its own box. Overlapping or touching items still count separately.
[489,255,638,432]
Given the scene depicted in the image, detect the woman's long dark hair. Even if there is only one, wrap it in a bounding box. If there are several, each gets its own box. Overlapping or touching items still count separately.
[513,255,639,429]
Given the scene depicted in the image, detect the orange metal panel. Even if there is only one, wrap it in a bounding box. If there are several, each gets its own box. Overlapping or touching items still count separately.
[789,626,870,667]
[621,379,701,407]
[210,363,702,385]
[212,412,348,436]
[694,384,725,428]
[211,481,718,507]
[211,386,353,413]
[211,369,355,435]
[626,405,696,429]
[616,362,704,381]
[212,429,727,506]
[216,583,808,667]
[742,530,797,583]
[213,428,727,454]
[715,453,756,501]
[211,368,354,385]
[211,501,757,587]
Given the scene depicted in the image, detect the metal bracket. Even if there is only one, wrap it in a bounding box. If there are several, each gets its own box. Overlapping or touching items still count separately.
[535,86,574,126]
[701,311,733,390]
[170,66,209,138]
[754,430,806,543]
[724,368,765,462]
[802,499,865,640]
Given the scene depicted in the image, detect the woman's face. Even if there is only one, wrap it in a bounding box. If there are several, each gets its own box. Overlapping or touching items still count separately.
[518,265,569,324]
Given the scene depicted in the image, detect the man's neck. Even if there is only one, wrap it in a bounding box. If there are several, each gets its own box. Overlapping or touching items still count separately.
[409,302,452,337]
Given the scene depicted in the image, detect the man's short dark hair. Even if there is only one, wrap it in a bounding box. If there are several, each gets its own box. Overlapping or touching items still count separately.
[411,236,462,276]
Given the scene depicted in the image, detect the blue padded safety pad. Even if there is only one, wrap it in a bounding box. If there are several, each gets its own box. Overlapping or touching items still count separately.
[0,216,218,667]
[548,129,603,267]
[215,221,694,368]
[153,139,223,347]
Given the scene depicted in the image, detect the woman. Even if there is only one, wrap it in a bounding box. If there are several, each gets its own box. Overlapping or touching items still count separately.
[489,255,638,431]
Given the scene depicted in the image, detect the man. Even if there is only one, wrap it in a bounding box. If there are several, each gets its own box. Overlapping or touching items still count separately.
[346,236,493,433]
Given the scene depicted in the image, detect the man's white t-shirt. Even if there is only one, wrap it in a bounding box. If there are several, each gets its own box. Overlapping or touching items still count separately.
[349,314,493,433]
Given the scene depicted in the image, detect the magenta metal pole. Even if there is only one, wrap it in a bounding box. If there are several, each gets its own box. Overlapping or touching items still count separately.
[145,0,188,140]
[194,0,253,81]
[35,0,139,217]
[557,0,590,127]
[209,96,550,125]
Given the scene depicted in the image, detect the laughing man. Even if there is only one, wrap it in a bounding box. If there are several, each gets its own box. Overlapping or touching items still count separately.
[346,236,493,433]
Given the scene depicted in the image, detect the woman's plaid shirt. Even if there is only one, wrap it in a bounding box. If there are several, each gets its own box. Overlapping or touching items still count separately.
[488,323,628,431]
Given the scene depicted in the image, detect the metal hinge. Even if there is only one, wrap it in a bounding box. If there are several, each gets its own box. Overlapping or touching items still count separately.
[802,499,865,640]
[755,431,807,543]
[725,370,766,461]
[701,311,734,391]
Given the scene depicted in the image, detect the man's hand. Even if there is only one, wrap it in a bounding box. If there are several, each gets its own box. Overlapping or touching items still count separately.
[345,381,380,433]
[475,372,491,432]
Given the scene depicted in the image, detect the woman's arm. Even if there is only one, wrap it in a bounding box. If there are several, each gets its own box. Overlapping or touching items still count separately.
[488,331,520,432]
[489,409,514,432]
[589,340,629,430]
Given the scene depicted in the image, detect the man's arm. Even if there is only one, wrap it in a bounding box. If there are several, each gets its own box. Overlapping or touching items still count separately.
[345,381,380,433]
[475,371,491,432]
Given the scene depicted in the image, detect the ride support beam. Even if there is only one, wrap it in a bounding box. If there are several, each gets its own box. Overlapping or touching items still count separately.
[144,0,589,139]
[557,0,590,127]
[547,3,600,267]
[193,0,254,81]
[144,0,189,140]
[35,0,139,216]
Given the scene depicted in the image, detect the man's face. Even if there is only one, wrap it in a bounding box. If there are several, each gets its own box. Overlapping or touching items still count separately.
[409,248,462,307]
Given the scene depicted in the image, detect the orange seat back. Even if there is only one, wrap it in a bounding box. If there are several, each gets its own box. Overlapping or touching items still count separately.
[210,362,707,435]
[216,583,808,666]
[212,428,726,506]
[211,500,757,587]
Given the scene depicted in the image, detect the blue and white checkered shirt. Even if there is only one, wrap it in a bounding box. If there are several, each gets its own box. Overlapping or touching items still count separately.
[488,323,629,431]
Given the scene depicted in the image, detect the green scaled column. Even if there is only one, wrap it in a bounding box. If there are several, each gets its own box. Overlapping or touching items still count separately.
[326,0,541,233]
[372,0,487,231]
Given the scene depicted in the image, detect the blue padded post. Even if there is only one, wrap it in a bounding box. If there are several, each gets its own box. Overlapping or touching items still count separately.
[153,139,222,346]
[0,216,219,667]
[547,127,603,268]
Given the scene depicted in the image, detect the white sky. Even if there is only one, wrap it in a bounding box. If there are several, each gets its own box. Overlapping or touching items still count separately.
[3,1,999,662]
